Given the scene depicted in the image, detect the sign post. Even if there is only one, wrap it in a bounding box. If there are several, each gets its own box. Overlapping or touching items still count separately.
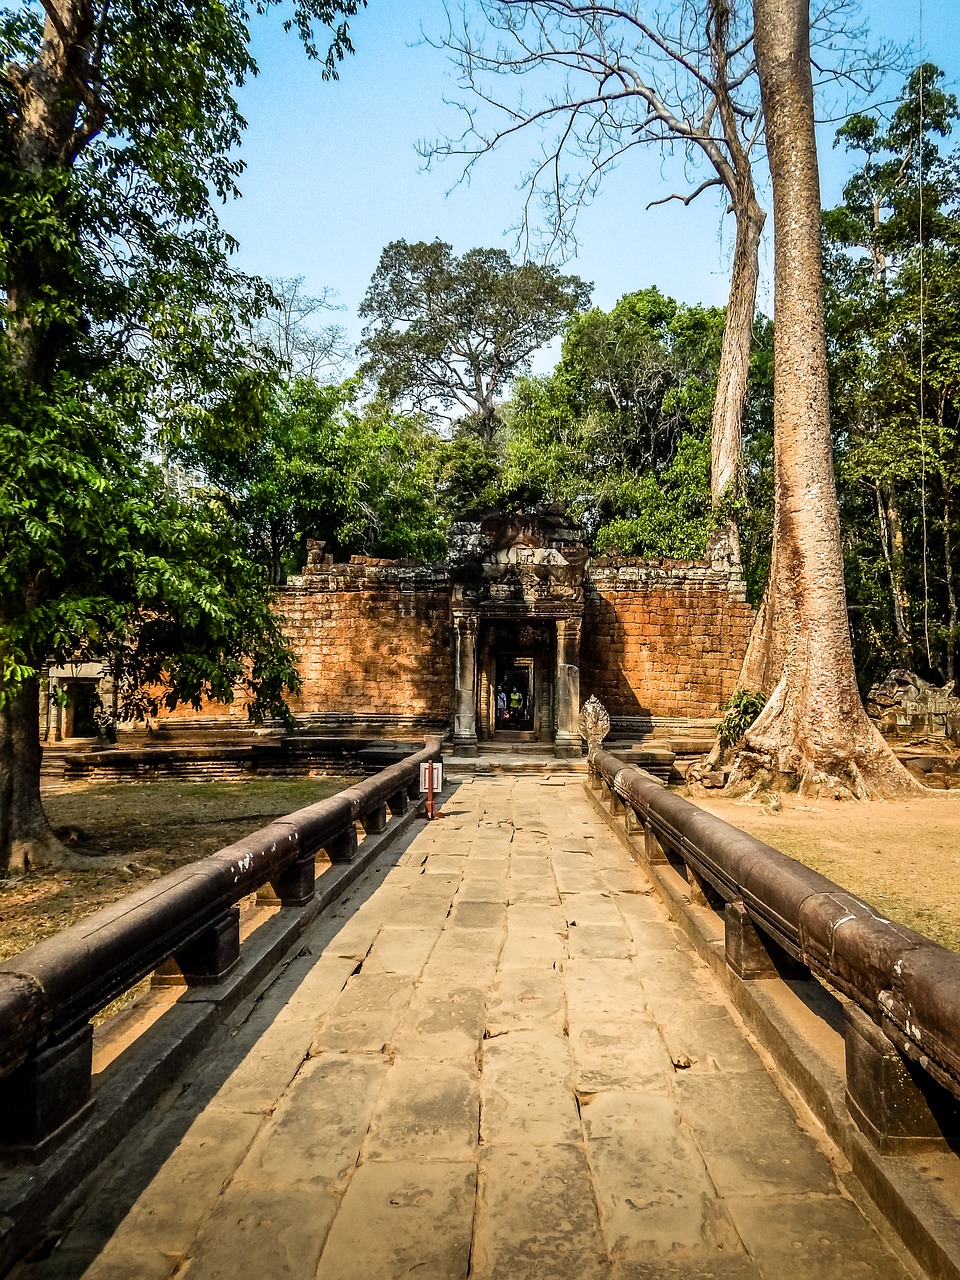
[419,761,445,820]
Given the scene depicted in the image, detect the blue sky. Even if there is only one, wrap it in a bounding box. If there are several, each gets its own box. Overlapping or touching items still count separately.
[221,1,960,369]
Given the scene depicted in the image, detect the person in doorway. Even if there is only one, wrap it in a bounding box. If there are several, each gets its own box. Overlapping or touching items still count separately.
[496,685,507,723]
[509,687,523,718]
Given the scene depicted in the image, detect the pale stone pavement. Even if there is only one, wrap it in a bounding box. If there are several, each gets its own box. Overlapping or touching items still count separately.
[18,776,917,1280]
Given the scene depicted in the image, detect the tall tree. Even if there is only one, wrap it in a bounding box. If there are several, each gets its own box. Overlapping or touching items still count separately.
[430,0,765,560]
[0,0,366,870]
[733,0,915,797]
[823,66,960,675]
[429,2,886,564]
[358,239,591,441]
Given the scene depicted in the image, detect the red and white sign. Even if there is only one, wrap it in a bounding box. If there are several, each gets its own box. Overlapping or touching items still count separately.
[419,762,443,794]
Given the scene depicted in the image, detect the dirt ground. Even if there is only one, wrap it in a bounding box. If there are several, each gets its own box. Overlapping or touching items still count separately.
[694,790,960,954]
[0,776,357,965]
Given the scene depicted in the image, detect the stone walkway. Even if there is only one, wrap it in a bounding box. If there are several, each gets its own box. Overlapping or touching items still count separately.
[19,776,917,1280]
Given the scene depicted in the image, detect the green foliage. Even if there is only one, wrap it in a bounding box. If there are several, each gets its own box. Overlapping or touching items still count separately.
[0,366,299,718]
[359,239,591,436]
[717,690,767,752]
[500,288,773,573]
[824,64,960,683]
[181,376,447,581]
[591,433,713,558]
[1,0,368,719]
[429,428,507,517]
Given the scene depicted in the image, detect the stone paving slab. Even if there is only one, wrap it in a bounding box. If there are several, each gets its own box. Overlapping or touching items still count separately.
[362,1058,480,1161]
[480,1028,582,1146]
[314,1159,476,1280]
[14,776,919,1280]
[724,1195,914,1279]
[238,1053,387,1187]
[392,981,487,1060]
[485,965,566,1033]
[183,1181,337,1279]
[472,1142,610,1280]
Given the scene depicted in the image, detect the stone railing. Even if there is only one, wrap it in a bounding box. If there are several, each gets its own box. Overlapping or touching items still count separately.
[0,737,442,1159]
[590,748,960,1155]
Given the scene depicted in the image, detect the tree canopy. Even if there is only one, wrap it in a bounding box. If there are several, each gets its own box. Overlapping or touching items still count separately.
[180,374,447,583]
[359,239,591,440]
[500,288,773,572]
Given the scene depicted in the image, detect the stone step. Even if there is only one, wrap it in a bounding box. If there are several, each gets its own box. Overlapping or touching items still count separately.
[446,754,588,776]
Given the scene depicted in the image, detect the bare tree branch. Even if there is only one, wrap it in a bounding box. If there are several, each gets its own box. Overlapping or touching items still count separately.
[646,176,723,209]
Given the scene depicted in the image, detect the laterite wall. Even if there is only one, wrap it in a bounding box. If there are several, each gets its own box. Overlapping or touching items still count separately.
[581,559,754,719]
[279,549,453,724]
[146,548,752,733]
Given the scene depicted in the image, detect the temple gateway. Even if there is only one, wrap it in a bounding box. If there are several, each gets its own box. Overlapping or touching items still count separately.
[121,506,754,755]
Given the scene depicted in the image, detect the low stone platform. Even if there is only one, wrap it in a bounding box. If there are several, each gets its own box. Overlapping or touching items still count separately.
[15,777,915,1279]
[446,746,589,776]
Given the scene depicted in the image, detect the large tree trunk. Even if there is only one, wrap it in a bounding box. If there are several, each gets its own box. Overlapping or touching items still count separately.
[2,3,101,872]
[705,1,765,572]
[708,190,766,569]
[731,0,918,798]
[0,680,71,871]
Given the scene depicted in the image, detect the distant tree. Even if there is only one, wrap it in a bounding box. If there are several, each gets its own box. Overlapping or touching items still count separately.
[823,66,960,676]
[501,288,773,563]
[248,276,352,381]
[429,431,507,517]
[358,239,591,440]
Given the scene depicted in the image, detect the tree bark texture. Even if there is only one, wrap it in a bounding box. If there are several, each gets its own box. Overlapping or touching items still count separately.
[0,681,66,872]
[945,495,957,684]
[3,3,105,869]
[704,1,766,569]
[735,0,917,797]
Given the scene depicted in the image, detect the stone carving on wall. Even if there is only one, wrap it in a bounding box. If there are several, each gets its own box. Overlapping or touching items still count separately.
[449,507,587,612]
[578,696,611,756]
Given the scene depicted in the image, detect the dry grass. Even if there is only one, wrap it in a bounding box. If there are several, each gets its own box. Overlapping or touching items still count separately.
[0,776,357,964]
[694,791,960,954]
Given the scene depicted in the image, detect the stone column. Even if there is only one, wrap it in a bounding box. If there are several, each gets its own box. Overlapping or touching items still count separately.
[554,615,582,757]
[453,612,479,756]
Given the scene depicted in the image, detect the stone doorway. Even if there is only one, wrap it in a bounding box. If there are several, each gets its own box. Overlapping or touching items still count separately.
[496,656,535,732]
[478,622,555,743]
[450,508,587,757]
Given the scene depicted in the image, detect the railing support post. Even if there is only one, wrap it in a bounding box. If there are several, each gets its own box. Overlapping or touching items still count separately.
[325,826,358,863]
[0,1024,94,1156]
[643,822,668,866]
[153,908,241,987]
[388,789,409,816]
[360,802,388,835]
[845,1005,960,1154]
[257,850,316,908]
[725,899,781,980]
[686,866,713,908]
